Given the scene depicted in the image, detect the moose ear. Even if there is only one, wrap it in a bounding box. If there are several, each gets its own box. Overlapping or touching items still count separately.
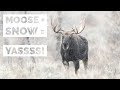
[70,34,74,38]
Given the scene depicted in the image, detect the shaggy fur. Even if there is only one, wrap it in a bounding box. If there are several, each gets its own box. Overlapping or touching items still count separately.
[60,34,88,74]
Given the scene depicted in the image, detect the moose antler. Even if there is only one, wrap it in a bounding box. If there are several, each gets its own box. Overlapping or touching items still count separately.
[71,17,86,34]
[51,17,64,34]
[75,24,86,34]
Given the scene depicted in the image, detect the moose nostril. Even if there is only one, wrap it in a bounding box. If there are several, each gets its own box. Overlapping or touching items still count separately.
[63,43,69,50]
[64,43,67,47]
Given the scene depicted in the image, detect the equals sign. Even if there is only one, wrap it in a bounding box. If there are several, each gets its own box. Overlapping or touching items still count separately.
[41,30,44,34]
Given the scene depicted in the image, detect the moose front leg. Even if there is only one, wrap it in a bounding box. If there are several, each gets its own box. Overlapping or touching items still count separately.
[73,60,79,75]
[62,60,69,70]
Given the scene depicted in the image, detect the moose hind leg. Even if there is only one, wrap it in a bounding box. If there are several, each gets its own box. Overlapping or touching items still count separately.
[73,61,79,75]
[83,57,88,71]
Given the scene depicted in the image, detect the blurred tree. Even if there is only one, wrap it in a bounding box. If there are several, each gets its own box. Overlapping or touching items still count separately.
[0,11,3,34]
[24,11,36,64]
[111,11,120,26]
[24,11,30,45]
[107,11,120,58]
[55,11,62,61]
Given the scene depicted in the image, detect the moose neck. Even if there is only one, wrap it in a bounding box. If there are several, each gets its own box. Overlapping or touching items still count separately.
[69,34,79,50]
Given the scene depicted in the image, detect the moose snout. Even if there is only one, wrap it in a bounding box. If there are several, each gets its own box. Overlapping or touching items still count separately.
[62,43,69,50]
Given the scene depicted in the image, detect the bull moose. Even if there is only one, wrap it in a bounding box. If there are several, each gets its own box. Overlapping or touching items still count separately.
[51,17,88,74]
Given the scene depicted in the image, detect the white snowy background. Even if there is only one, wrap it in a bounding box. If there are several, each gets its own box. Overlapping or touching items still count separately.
[0,11,120,79]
